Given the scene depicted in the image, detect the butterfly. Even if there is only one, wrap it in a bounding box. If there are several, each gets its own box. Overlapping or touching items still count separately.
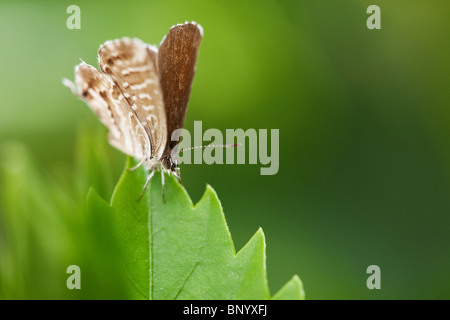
[64,22,203,201]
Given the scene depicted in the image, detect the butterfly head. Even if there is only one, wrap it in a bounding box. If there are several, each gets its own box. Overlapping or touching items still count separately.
[161,154,180,180]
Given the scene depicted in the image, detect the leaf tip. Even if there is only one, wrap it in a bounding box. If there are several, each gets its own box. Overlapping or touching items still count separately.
[196,183,222,208]
[86,186,101,203]
[272,274,305,300]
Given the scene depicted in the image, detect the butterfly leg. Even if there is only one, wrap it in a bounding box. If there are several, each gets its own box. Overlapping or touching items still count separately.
[137,169,155,201]
[128,157,146,171]
[173,168,181,183]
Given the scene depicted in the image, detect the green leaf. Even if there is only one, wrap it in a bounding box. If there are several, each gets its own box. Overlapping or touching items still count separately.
[273,275,305,300]
[88,157,304,300]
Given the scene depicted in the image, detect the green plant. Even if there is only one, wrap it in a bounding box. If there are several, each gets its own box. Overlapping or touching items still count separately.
[0,127,304,299]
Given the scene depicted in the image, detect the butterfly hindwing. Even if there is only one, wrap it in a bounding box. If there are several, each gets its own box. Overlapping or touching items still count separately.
[73,62,150,159]
[98,38,167,160]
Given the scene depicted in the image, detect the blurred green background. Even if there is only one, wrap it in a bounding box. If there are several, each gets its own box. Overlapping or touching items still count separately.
[0,0,449,299]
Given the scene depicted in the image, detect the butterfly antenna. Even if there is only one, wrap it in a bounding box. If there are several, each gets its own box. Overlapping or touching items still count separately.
[178,143,241,154]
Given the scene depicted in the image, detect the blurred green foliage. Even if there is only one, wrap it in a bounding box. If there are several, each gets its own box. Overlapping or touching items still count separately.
[0,127,128,299]
[0,0,449,299]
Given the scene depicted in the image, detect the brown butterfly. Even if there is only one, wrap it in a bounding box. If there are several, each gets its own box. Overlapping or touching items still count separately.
[64,22,203,200]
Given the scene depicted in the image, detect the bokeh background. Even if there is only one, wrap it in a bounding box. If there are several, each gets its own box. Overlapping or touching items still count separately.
[0,0,449,299]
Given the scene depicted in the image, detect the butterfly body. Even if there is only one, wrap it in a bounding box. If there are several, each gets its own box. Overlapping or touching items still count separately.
[64,22,203,197]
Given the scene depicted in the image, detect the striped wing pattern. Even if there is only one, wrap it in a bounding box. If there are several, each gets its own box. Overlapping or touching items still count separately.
[98,38,167,161]
[73,62,150,160]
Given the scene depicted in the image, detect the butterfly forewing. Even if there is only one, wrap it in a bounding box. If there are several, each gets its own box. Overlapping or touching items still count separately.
[74,62,150,159]
[98,38,167,160]
[158,23,203,152]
